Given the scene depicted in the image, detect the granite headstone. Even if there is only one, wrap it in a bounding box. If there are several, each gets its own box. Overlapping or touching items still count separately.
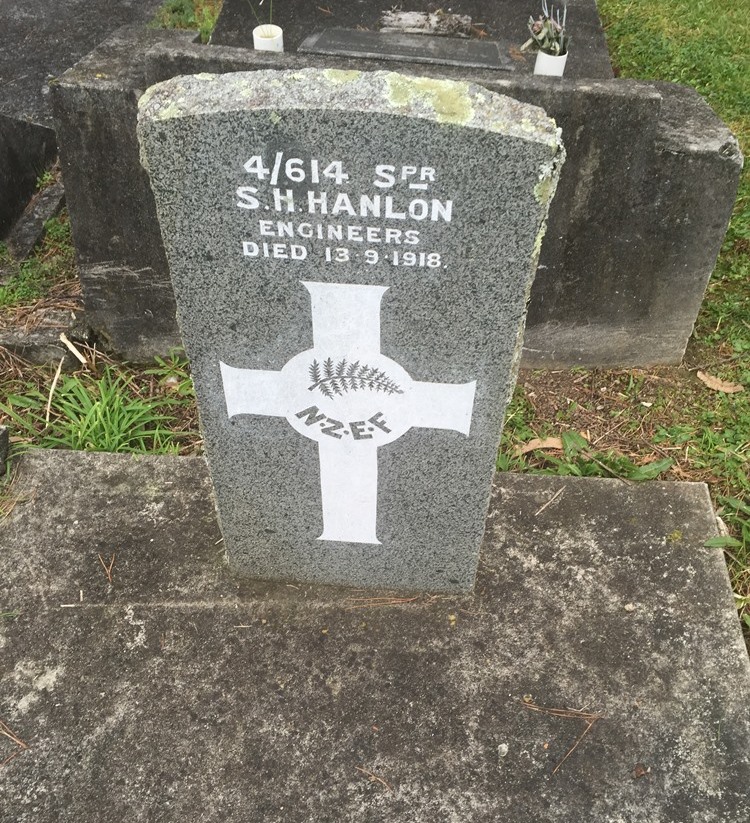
[138,69,564,591]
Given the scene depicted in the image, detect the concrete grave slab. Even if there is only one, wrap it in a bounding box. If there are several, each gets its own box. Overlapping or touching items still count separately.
[1,450,749,822]
[212,0,615,80]
[138,69,564,591]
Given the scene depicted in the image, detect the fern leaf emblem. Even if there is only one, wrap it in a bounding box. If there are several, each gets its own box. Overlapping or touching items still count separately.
[308,357,403,397]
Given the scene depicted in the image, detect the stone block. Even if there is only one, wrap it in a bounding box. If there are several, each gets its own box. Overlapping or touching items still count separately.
[510,78,743,366]
[138,69,564,591]
[50,26,183,359]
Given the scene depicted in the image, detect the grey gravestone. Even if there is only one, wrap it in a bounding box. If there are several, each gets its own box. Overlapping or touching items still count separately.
[138,69,564,591]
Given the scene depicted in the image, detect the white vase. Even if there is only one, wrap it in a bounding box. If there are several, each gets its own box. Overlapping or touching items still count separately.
[253,24,284,52]
[534,51,568,77]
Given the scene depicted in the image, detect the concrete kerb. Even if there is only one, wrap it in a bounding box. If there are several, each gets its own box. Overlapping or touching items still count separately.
[1,449,749,821]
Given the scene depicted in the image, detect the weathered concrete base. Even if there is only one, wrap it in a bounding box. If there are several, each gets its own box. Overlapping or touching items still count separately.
[2,451,749,821]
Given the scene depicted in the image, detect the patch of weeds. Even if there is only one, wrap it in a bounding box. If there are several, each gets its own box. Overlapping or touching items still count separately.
[692,398,750,495]
[152,0,223,43]
[140,352,200,451]
[507,425,673,481]
[0,349,202,458]
[0,609,20,620]
[497,385,539,471]
[0,212,77,313]
[0,259,55,307]
[36,170,55,191]
[711,496,750,631]
[144,351,196,401]
[42,215,73,251]
[0,260,50,307]
[0,366,181,454]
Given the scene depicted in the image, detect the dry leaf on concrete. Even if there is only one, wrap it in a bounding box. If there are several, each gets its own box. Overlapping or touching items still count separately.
[515,436,564,456]
[696,371,744,394]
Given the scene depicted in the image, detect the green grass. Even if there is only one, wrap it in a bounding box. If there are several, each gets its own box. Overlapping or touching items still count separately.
[0,213,76,310]
[36,170,55,190]
[0,352,199,453]
[0,367,182,454]
[602,0,750,631]
[597,0,750,358]
[152,0,223,43]
[499,0,750,632]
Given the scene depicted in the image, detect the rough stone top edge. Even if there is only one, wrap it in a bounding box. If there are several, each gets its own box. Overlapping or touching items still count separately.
[137,68,562,150]
[143,38,665,103]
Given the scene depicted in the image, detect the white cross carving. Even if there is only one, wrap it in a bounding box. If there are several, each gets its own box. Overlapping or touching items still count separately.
[220,281,476,545]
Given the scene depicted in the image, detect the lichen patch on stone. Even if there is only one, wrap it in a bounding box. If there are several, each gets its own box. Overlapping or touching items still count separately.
[324,69,362,84]
[385,74,473,124]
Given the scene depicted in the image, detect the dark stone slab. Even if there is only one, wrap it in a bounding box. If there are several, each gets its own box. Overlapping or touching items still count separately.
[4,181,65,262]
[0,0,164,236]
[298,28,515,71]
[1,450,749,821]
[50,26,183,360]
[212,0,614,81]
[0,114,57,237]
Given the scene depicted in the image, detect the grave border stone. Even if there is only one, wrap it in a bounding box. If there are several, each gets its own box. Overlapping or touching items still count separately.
[49,28,743,366]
